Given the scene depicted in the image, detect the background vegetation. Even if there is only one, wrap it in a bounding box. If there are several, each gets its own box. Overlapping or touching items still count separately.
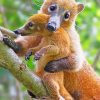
[0,0,100,100]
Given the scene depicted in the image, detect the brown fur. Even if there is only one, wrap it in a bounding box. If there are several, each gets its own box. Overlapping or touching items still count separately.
[15,36,42,56]
[13,0,100,99]
[40,0,85,72]
[40,1,100,99]
[64,61,100,100]
[22,14,73,100]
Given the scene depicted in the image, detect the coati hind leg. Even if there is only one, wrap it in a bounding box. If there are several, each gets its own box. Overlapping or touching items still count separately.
[59,85,74,100]
[43,73,73,100]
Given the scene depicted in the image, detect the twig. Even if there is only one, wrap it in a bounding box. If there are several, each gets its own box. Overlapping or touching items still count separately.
[92,50,100,69]
[0,5,8,28]
[0,5,4,13]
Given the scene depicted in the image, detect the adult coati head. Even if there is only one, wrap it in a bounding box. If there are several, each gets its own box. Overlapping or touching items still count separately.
[39,0,84,31]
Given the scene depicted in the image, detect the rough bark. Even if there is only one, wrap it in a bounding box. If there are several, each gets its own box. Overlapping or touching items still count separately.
[0,28,48,98]
[0,26,17,38]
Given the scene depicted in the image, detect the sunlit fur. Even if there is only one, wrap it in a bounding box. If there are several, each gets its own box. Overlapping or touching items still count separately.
[14,0,100,99]
[25,14,73,100]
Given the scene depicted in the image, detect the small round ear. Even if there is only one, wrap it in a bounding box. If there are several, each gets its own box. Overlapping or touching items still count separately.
[77,3,84,13]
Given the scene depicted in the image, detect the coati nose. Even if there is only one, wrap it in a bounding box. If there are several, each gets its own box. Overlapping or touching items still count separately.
[47,22,56,32]
[13,30,20,35]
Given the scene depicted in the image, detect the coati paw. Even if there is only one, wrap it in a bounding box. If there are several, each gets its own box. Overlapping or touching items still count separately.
[34,52,42,60]
[27,90,37,98]
[44,61,59,73]
[27,90,51,100]
[25,51,32,60]
[45,57,68,73]
[3,37,21,52]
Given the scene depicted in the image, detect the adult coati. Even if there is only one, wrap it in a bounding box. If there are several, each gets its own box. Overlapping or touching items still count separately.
[3,0,100,99]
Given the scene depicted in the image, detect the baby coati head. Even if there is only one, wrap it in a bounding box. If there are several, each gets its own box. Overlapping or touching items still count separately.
[14,14,53,36]
[39,0,84,31]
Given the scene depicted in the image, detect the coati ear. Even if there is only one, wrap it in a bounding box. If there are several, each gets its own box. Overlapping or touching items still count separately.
[77,3,84,13]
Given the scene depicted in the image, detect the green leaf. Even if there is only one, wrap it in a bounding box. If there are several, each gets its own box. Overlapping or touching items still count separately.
[25,56,36,71]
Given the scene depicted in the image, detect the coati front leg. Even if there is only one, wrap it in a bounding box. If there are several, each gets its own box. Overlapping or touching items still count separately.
[44,54,83,73]
[34,45,60,60]
[3,36,42,56]
[25,44,60,61]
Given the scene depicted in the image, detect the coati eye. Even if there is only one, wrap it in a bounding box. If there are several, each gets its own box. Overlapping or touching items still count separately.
[48,4,58,12]
[64,11,70,21]
[28,22,35,29]
[29,22,33,27]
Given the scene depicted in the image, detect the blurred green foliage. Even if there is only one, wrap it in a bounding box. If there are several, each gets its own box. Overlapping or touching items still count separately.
[0,0,100,99]
[0,0,100,76]
[0,0,99,76]
[25,56,36,70]
[76,1,100,73]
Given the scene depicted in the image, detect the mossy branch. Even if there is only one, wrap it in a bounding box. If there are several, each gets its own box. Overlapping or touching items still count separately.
[0,26,17,38]
[0,27,48,98]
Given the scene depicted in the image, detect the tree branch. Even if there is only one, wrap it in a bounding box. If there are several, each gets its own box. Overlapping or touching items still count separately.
[0,29,48,98]
[0,26,17,38]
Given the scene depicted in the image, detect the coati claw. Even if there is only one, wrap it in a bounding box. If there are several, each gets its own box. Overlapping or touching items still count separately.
[34,52,42,60]
[25,51,32,60]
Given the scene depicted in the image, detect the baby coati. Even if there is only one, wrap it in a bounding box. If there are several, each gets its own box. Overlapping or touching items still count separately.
[14,13,74,100]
